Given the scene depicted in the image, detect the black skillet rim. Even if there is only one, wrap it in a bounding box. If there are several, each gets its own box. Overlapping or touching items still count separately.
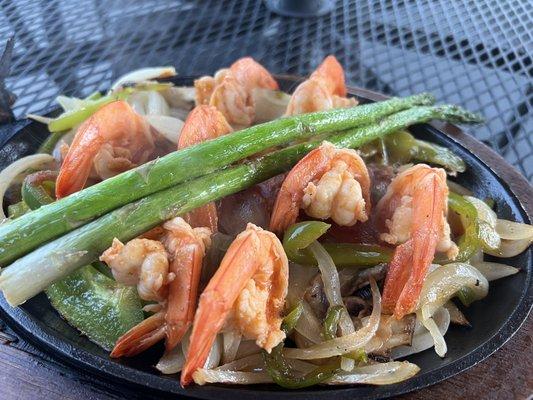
[0,76,531,400]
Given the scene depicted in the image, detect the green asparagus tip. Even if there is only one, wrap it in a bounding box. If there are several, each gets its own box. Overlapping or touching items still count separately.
[435,104,484,124]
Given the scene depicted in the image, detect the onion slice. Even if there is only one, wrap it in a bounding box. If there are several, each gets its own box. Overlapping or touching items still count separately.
[144,115,184,144]
[181,330,221,369]
[193,369,272,385]
[495,219,533,241]
[287,263,318,305]
[483,219,533,258]
[146,91,170,116]
[216,353,264,372]
[156,345,185,374]
[418,310,447,357]
[472,261,519,281]
[194,360,420,386]
[0,154,55,220]
[162,86,196,109]
[235,340,262,359]
[418,262,488,320]
[222,330,242,364]
[252,88,291,123]
[484,238,532,258]
[327,361,420,385]
[285,279,381,360]
[294,300,323,344]
[308,241,355,336]
[110,67,176,92]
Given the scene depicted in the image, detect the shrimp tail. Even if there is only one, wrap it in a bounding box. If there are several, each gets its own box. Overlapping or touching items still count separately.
[55,101,152,198]
[269,145,332,234]
[178,105,232,148]
[181,226,263,386]
[110,312,166,358]
[55,119,103,198]
[270,142,370,234]
[382,170,447,319]
[311,55,347,97]
[230,57,279,91]
[181,224,287,386]
[178,105,232,231]
[381,241,413,314]
[165,230,208,351]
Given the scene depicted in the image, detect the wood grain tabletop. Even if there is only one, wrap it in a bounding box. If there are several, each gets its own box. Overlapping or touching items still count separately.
[0,315,531,400]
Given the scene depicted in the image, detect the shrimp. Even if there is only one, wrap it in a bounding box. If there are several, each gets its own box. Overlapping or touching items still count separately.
[269,141,371,234]
[194,57,278,126]
[376,164,458,319]
[101,217,211,357]
[180,223,288,386]
[177,105,233,231]
[100,238,170,302]
[55,100,154,198]
[285,55,357,116]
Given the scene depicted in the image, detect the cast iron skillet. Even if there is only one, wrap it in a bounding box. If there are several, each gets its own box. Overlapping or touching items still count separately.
[0,75,531,400]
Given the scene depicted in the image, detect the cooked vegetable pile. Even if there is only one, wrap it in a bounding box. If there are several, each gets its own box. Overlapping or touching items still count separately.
[0,56,531,388]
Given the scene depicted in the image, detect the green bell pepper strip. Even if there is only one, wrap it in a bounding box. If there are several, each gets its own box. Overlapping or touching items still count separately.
[263,344,340,389]
[21,171,57,209]
[23,179,143,350]
[283,221,331,260]
[281,301,304,333]
[283,221,392,267]
[380,130,465,174]
[316,243,392,267]
[447,192,480,262]
[444,192,482,305]
[323,305,344,340]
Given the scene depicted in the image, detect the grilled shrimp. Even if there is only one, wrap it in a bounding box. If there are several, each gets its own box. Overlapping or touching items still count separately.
[285,55,357,115]
[376,164,458,319]
[270,141,371,234]
[178,105,233,231]
[101,238,170,302]
[181,223,288,386]
[194,57,278,126]
[101,217,211,357]
[55,101,154,198]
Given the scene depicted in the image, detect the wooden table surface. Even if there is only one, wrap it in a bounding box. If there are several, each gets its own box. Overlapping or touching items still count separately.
[0,315,531,400]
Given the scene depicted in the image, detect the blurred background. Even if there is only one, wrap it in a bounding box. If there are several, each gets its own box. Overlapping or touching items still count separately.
[0,0,531,179]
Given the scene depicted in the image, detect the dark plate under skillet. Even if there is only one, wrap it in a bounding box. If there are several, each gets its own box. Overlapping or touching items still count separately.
[0,75,531,400]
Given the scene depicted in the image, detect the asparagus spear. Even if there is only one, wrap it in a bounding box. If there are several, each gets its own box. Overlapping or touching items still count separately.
[0,104,483,306]
[0,94,434,266]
